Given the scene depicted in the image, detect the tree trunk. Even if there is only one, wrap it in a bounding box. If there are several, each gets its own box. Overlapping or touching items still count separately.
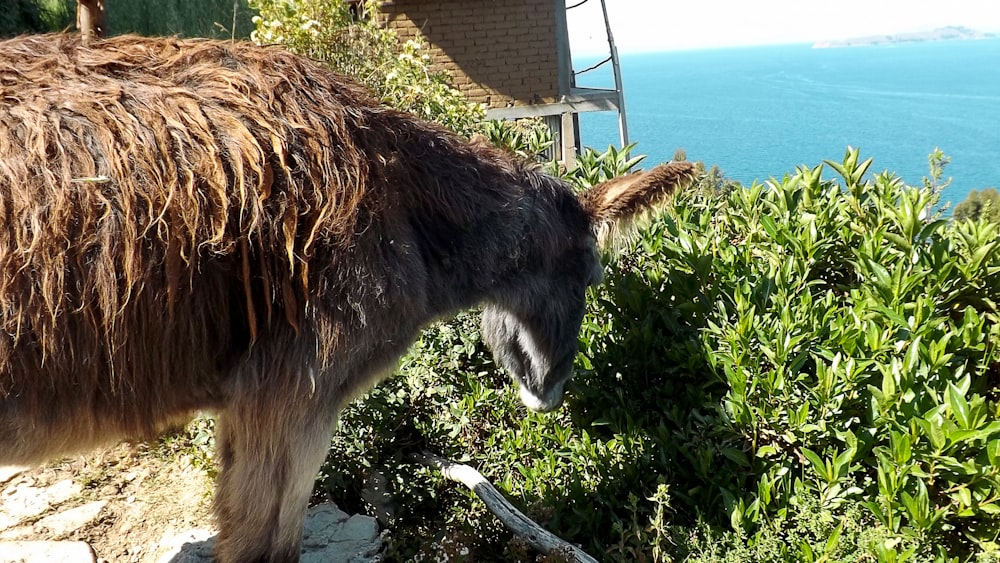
[77,0,107,44]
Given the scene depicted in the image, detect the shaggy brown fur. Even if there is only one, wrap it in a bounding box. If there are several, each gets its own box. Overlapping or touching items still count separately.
[0,33,695,562]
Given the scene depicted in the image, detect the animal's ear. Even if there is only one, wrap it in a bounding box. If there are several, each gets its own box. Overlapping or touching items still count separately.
[469,133,491,147]
[578,160,697,235]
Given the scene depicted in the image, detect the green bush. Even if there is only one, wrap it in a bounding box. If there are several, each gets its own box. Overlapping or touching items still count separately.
[107,0,256,39]
[478,118,556,167]
[0,0,255,39]
[0,0,73,36]
[319,147,1000,562]
[955,188,1000,223]
[658,149,1000,561]
[563,143,648,189]
[249,0,484,134]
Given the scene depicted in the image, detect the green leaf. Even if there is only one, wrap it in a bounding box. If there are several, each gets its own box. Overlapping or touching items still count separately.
[801,448,829,481]
[833,448,854,479]
[972,240,998,272]
[799,540,816,562]
[890,431,911,465]
[988,439,1000,466]
[956,487,972,508]
[865,258,892,293]
[947,383,972,430]
[756,445,779,458]
[883,231,912,252]
[948,422,1000,445]
[825,522,844,554]
[915,416,947,452]
[903,335,922,372]
[861,500,887,525]
[721,447,750,467]
[760,214,779,241]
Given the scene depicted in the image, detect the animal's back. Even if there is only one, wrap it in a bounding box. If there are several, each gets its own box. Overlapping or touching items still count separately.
[0,34,382,460]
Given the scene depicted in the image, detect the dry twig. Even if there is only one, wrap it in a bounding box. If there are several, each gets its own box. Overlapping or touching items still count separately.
[412,451,598,563]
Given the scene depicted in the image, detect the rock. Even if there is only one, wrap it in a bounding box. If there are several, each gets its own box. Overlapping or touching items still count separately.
[154,529,215,563]
[154,503,382,563]
[301,504,382,563]
[34,501,108,536]
[0,540,96,562]
[0,525,33,541]
[0,479,82,530]
[0,467,27,487]
[34,480,80,508]
[360,470,395,526]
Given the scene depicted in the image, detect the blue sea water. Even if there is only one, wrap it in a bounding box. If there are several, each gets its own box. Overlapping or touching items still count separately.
[576,40,1000,209]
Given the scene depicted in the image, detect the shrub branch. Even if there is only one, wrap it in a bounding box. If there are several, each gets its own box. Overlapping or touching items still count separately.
[411,451,598,563]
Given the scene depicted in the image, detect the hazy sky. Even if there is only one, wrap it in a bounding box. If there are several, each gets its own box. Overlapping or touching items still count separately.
[567,0,1000,54]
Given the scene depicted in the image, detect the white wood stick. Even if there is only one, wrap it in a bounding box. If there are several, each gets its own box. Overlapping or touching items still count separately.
[412,452,598,563]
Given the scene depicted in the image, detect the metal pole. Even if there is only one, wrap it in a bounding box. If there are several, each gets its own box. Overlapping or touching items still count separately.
[598,0,629,147]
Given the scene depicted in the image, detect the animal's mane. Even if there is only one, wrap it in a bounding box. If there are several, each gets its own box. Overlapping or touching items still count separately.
[1,34,372,335]
[0,33,566,363]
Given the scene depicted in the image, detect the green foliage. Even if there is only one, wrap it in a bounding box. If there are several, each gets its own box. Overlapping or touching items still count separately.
[250,0,387,80]
[925,147,954,195]
[956,188,1000,223]
[563,143,647,190]
[249,0,483,134]
[589,146,1000,560]
[687,148,1000,559]
[694,162,743,196]
[0,0,73,36]
[1,0,255,39]
[107,0,256,39]
[317,312,518,560]
[156,415,218,476]
[322,147,1000,561]
[478,119,556,166]
[680,488,919,563]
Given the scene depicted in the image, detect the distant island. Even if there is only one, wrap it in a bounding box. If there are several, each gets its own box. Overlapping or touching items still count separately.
[813,25,997,48]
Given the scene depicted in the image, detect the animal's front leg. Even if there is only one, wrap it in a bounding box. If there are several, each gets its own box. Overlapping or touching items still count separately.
[212,378,337,563]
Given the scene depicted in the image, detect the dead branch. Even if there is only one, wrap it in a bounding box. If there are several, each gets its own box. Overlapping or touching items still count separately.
[411,451,598,563]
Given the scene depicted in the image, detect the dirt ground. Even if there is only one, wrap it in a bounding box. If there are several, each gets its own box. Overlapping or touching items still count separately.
[0,444,215,562]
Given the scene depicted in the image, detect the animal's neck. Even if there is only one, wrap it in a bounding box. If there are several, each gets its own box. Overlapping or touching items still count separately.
[353,117,534,318]
[407,182,530,316]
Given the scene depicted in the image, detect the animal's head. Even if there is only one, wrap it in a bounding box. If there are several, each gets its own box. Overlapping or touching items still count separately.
[482,162,697,412]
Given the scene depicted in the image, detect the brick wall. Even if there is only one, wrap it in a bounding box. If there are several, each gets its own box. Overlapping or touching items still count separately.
[378,0,561,109]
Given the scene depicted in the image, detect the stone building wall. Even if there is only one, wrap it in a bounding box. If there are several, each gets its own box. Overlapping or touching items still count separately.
[378,0,561,109]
